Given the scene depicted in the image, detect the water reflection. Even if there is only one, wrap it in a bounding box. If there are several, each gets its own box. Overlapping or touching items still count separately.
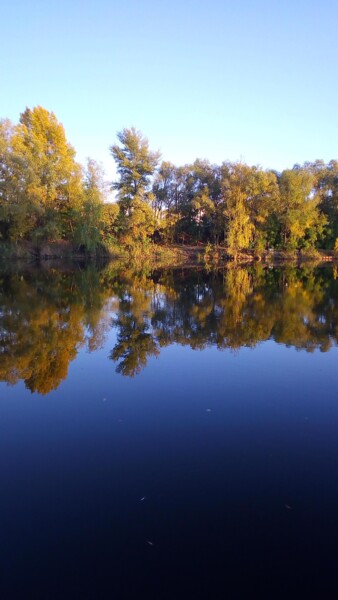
[1,263,337,391]
[0,265,116,393]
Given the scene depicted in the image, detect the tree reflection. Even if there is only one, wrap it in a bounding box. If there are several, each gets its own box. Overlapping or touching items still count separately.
[1,263,338,389]
[110,284,160,376]
[109,265,338,375]
[0,266,113,393]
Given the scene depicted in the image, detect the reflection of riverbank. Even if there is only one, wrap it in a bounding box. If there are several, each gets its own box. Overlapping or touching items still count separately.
[2,240,338,269]
[1,264,337,390]
[0,265,116,394]
[0,240,113,262]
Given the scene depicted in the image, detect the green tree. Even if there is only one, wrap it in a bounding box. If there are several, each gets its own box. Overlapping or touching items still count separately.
[74,158,106,252]
[310,160,338,248]
[111,127,160,214]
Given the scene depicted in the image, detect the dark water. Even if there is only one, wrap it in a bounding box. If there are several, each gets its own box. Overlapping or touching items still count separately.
[1,263,338,598]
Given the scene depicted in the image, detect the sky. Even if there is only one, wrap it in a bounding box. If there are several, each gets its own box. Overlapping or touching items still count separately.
[1,0,338,182]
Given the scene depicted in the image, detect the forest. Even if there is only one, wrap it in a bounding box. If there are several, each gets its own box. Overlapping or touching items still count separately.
[1,105,338,259]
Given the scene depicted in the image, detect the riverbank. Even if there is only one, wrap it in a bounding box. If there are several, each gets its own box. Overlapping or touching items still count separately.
[0,241,337,267]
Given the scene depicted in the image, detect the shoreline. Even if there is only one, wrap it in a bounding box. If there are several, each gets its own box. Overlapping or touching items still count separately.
[0,241,337,267]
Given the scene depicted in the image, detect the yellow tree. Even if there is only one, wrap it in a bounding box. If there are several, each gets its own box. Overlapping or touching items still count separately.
[221,162,254,256]
[12,106,83,241]
[246,168,280,252]
[278,168,327,250]
[0,119,37,241]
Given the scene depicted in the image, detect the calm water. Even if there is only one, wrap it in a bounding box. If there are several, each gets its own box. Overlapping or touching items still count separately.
[1,263,338,598]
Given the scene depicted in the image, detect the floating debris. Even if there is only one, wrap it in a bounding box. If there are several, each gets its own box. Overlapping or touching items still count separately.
[206,408,212,413]
[146,540,154,546]
[284,504,292,510]
[140,496,146,502]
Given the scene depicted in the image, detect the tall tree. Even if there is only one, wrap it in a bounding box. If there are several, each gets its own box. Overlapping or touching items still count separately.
[309,160,338,247]
[220,162,254,255]
[278,168,326,250]
[111,127,160,213]
[0,119,35,241]
[246,168,280,252]
[74,159,107,252]
[12,106,83,241]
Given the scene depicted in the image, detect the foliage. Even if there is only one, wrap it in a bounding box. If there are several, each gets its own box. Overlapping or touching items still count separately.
[110,127,160,213]
[15,106,83,240]
[277,168,327,250]
[74,159,106,252]
[1,108,338,258]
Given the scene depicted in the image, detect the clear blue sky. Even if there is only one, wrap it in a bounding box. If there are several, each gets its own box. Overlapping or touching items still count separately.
[1,0,337,180]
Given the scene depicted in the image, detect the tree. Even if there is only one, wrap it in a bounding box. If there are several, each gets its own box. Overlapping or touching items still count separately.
[190,187,215,241]
[152,162,181,242]
[11,106,83,241]
[0,119,36,241]
[111,127,160,214]
[220,162,255,255]
[309,160,338,247]
[102,202,120,239]
[118,198,157,249]
[74,159,106,252]
[278,168,326,250]
[152,161,179,217]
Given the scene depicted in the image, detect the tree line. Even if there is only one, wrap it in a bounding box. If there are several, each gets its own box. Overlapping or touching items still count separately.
[1,105,338,255]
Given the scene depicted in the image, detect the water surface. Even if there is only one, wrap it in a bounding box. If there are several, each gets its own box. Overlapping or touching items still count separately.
[1,264,338,598]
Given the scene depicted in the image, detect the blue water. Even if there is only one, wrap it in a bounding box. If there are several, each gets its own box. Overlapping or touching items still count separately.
[1,265,338,598]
